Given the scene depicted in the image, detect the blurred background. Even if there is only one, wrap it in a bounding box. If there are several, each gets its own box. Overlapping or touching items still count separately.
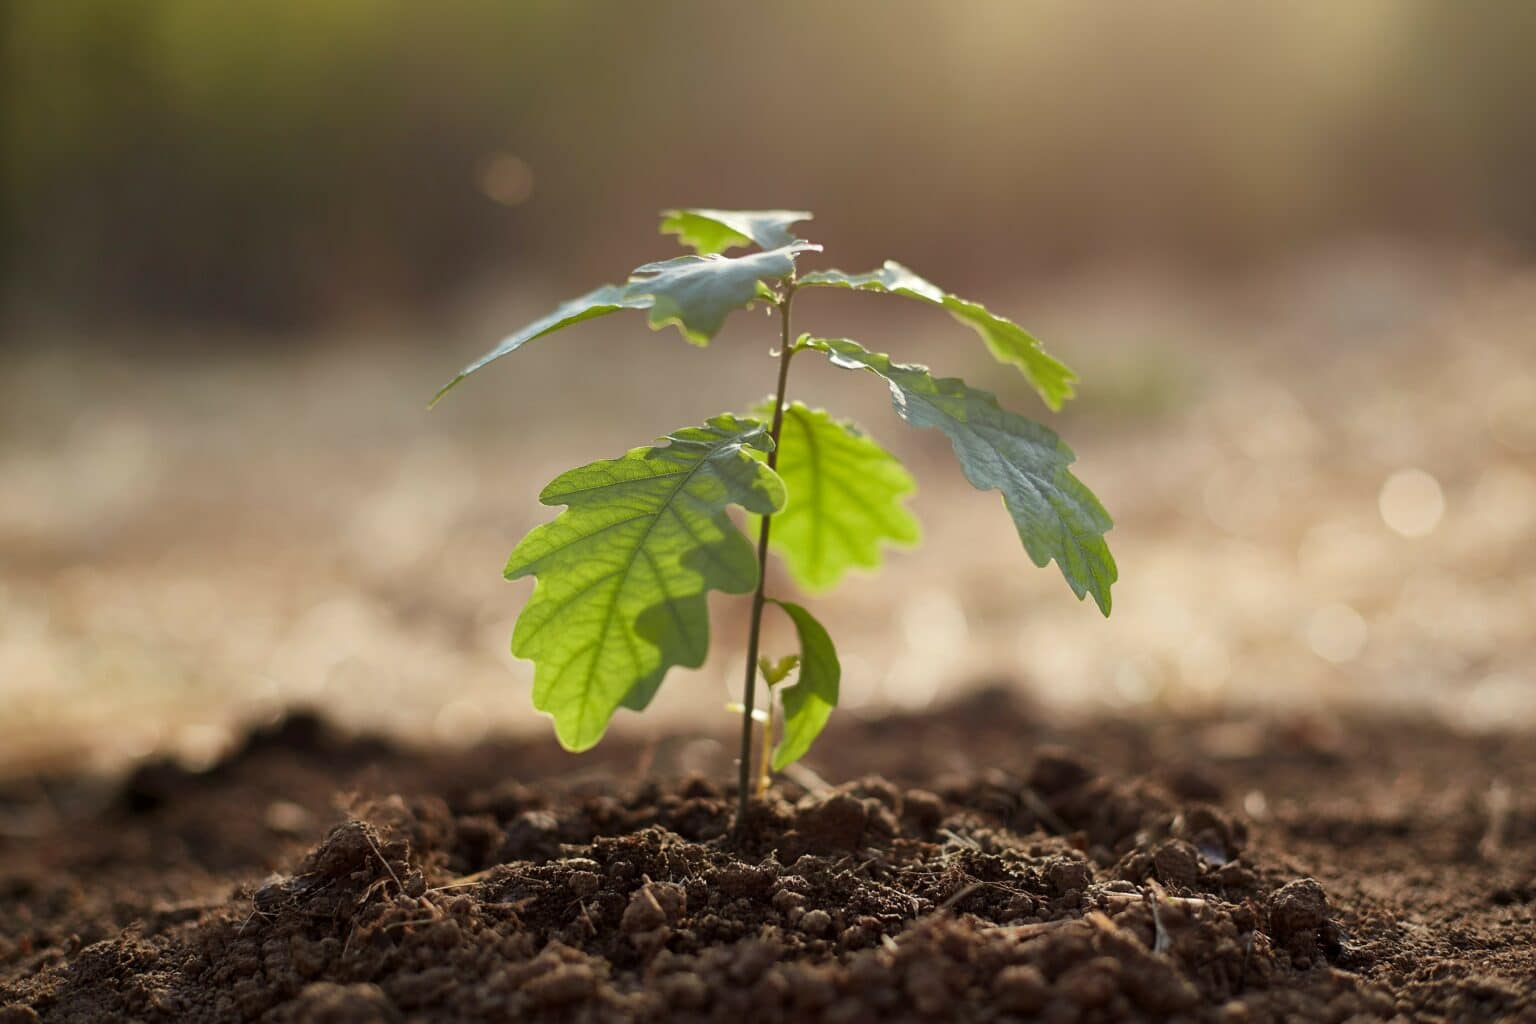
[3,0,1535,774]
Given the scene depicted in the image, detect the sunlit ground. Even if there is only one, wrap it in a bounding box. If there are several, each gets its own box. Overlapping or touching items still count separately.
[3,248,1535,775]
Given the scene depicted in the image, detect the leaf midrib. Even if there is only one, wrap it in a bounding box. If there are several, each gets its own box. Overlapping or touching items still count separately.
[569,440,742,740]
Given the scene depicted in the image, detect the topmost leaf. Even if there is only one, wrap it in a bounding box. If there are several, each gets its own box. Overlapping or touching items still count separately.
[661,209,814,254]
[797,262,1078,411]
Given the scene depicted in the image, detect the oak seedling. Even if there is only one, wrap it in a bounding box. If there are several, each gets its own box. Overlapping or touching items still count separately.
[432,209,1116,830]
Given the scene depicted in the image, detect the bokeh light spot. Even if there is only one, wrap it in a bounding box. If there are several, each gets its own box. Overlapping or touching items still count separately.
[478,154,534,207]
[1378,468,1444,538]
[433,698,490,747]
[1487,377,1536,452]
[1306,603,1368,663]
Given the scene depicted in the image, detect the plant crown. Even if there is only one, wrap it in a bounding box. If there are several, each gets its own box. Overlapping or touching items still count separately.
[434,208,1116,776]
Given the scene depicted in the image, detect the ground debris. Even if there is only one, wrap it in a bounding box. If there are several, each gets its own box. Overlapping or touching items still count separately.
[1,700,1532,1022]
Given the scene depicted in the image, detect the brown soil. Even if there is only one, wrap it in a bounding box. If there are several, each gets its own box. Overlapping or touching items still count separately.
[1,692,1532,1022]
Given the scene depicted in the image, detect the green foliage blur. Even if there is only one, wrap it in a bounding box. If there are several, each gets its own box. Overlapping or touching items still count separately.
[3,1,1533,335]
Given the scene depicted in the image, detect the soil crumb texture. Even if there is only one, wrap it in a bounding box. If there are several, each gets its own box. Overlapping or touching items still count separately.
[2,693,1533,1022]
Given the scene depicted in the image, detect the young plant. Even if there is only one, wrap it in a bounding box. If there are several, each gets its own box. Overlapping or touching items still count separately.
[432,209,1116,827]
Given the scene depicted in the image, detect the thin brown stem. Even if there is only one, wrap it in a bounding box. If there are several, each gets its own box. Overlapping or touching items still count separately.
[735,289,795,838]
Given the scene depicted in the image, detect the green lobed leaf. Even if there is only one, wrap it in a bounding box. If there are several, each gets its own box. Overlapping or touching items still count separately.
[797,262,1077,411]
[629,242,818,346]
[802,337,1116,614]
[431,284,648,407]
[505,415,786,750]
[660,208,814,254]
[767,599,840,771]
[752,401,920,592]
[433,243,819,403]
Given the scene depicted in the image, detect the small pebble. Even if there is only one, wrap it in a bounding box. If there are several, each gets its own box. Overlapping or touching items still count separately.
[799,909,832,936]
[566,871,601,898]
[1153,839,1200,889]
[1028,748,1095,795]
[992,964,1048,1013]
[1045,855,1093,895]
[902,789,945,830]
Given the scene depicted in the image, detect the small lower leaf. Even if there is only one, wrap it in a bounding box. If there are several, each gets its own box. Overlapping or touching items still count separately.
[758,654,800,687]
[768,599,840,771]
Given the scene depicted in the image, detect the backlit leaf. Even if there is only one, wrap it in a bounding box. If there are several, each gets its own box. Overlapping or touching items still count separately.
[630,242,818,345]
[802,337,1116,614]
[798,262,1077,410]
[753,401,919,591]
[661,208,814,254]
[768,599,840,771]
[505,415,786,750]
[433,244,818,403]
[758,654,800,687]
[431,285,647,406]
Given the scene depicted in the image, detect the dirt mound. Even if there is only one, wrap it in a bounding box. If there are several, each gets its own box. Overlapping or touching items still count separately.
[2,696,1533,1021]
